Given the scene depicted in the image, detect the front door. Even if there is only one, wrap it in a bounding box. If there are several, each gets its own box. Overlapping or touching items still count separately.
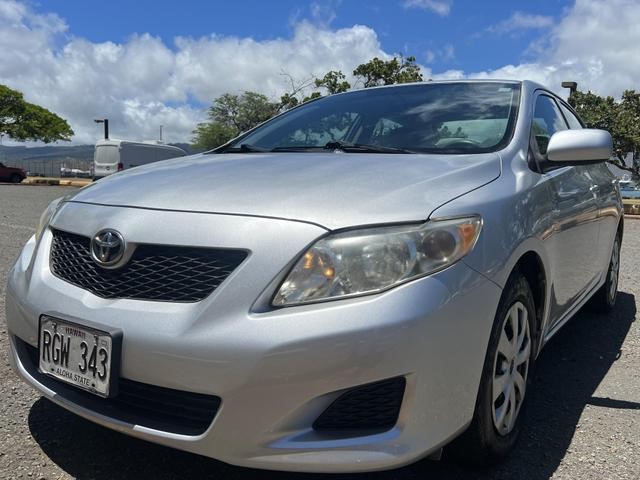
[532,93,601,326]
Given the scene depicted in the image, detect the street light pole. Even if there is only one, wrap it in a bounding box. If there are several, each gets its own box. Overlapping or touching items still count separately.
[561,81,577,95]
[561,82,578,106]
[94,118,109,139]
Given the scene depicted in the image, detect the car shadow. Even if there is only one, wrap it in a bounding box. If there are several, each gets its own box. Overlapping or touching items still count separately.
[27,292,636,480]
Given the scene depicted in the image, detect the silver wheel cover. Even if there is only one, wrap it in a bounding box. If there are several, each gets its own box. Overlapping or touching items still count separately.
[492,301,531,436]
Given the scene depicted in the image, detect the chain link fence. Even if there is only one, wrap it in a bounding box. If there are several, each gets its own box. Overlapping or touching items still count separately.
[6,158,93,178]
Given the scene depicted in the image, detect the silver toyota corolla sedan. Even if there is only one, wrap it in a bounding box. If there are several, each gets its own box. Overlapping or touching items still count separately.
[6,80,622,472]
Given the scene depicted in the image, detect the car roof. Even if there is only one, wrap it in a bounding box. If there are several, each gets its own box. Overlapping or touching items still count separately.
[326,79,556,98]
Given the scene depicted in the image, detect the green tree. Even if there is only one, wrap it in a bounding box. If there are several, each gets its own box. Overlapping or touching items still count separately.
[353,55,423,88]
[191,121,236,151]
[193,91,280,149]
[210,91,280,133]
[570,89,640,176]
[0,84,73,142]
[314,70,351,94]
[279,72,346,111]
[278,56,423,111]
[279,92,301,111]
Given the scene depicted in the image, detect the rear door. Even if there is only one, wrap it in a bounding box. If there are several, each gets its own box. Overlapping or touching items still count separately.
[93,144,120,177]
[532,93,601,326]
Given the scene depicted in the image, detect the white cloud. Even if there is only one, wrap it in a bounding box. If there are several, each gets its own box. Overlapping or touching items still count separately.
[403,0,452,17]
[423,44,455,64]
[0,1,387,144]
[171,22,387,102]
[0,0,25,23]
[442,44,455,61]
[309,0,340,27]
[1,0,639,145]
[469,0,640,98]
[488,11,554,35]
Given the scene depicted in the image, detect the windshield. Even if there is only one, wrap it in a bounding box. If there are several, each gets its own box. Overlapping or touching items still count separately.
[226,82,520,154]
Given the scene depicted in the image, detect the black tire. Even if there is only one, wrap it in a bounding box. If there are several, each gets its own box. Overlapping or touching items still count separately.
[448,272,536,464]
[10,174,23,183]
[589,233,621,313]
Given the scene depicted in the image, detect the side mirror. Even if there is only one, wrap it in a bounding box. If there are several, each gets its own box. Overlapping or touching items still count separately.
[547,129,612,163]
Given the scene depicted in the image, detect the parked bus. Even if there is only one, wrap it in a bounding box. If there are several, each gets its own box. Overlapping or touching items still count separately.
[93,139,187,180]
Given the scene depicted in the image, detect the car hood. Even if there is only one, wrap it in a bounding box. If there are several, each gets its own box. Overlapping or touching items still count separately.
[71,152,501,230]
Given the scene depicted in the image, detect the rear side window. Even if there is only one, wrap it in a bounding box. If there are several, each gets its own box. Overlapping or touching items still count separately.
[532,95,568,155]
[559,103,584,129]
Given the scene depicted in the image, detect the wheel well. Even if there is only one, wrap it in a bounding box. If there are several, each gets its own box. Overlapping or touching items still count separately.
[514,252,546,352]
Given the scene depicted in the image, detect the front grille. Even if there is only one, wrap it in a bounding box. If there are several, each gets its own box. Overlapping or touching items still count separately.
[20,339,220,435]
[313,377,406,432]
[50,229,247,302]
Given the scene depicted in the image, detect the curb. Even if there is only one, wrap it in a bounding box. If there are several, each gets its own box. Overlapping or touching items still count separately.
[623,201,640,215]
[60,179,91,187]
[20,178,91,187]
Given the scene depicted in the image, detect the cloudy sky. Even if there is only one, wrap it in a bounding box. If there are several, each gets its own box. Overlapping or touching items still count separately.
[1,0,639,145]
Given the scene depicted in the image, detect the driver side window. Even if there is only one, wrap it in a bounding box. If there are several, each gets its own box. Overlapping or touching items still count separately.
[532,95,568,155]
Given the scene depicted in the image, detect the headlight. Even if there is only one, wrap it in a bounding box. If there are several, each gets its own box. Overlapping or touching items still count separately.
[273,216,482,306]
[35,197,63,242]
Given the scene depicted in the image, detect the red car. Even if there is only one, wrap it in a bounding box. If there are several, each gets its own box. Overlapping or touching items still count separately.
[0,162,26,183]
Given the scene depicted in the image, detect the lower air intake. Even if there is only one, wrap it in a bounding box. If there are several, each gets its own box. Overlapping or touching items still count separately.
[313,377,406,432]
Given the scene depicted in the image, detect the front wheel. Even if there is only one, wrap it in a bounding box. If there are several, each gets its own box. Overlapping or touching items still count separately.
[10,174,23,183]
[448,272,536,464]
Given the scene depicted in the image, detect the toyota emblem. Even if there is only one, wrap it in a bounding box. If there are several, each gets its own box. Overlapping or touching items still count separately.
[90,229,126,267]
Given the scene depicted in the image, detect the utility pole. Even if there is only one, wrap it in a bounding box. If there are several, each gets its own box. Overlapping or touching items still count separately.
[159,125,163,143]
[94,118,109,139]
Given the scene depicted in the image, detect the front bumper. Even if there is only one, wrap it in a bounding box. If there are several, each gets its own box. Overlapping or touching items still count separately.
[6,203,502,473]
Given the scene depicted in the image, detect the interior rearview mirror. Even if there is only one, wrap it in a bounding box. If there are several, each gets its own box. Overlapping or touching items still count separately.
[546,129,612,163]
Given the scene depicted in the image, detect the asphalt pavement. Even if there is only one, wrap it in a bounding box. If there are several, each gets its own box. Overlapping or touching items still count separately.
[0,185,638,480]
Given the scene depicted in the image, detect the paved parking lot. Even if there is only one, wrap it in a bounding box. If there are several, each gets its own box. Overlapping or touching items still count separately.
[1,185,638,480]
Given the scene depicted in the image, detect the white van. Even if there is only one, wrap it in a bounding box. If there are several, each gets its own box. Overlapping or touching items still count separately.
[93,139,187,179]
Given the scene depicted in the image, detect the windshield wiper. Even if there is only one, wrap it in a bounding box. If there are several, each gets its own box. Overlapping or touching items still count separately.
[270,142,417,153]
[270,145,323,152]
[219,143,270,153]
[325,141,417,154]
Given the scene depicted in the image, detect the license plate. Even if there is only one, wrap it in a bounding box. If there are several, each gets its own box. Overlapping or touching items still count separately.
[38,316,120,398]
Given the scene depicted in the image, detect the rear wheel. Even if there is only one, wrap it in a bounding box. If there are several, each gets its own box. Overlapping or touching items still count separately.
[448,272,536,464]
[10,174,22,183]
[590,233,621,312]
